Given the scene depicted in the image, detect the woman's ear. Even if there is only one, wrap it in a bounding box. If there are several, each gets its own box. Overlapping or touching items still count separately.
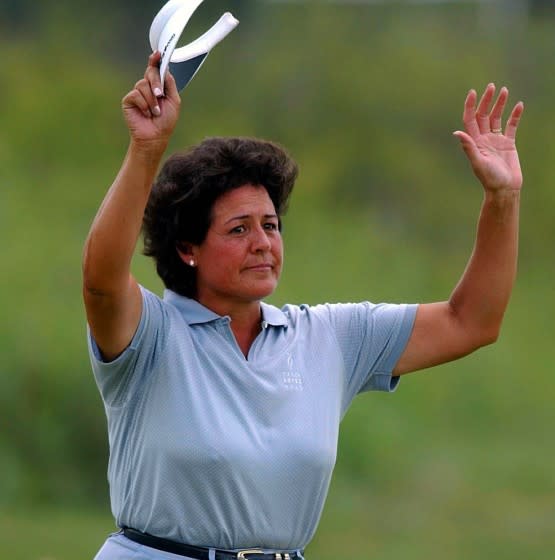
[176,242,197,267]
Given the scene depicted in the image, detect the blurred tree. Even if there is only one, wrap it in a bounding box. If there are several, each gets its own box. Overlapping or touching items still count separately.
[2,0,41,29]
[530,0,555,17]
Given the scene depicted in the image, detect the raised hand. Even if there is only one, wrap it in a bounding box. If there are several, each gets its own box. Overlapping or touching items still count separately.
[454,84,524,193]
[121,51,181,148]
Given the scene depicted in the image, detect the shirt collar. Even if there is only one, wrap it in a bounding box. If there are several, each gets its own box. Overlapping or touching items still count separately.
[163,289,288,328]
[260,301,289,328]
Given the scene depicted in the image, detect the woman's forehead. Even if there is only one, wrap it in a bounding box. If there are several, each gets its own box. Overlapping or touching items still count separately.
[212,185,276,221]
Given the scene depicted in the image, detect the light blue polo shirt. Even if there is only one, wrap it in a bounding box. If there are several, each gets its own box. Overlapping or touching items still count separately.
[88,286,417,552]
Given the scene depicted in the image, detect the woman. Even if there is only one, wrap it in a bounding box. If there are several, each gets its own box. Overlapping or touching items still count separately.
[83,52,523,559]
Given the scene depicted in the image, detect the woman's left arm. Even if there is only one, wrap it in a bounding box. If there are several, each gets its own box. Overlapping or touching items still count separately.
[394,83,524,376]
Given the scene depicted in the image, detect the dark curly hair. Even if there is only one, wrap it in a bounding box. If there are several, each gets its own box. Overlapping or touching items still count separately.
[143,137,298,297]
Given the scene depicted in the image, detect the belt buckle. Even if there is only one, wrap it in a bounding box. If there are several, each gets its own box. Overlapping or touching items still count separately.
[236,550,264,559]
[235,550,292,560]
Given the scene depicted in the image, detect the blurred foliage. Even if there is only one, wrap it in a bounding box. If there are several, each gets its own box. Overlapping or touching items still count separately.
[1,1,555,558]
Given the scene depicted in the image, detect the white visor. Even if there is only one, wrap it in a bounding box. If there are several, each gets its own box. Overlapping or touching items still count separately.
[150,0,239,92]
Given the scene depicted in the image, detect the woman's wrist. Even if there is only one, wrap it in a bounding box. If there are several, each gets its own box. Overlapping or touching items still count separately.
[483,188,521,206]
[127,137,169,164]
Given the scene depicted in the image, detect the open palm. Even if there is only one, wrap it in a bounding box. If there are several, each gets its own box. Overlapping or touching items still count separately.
[454,84,524,192]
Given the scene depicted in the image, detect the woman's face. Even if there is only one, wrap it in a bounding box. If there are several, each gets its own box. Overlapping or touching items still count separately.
[190,184,283,311]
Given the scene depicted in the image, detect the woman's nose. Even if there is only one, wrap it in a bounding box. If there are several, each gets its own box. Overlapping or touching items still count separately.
[251,226,272,252]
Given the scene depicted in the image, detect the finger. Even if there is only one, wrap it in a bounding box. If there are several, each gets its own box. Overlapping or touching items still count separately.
[123,89,153,119]
[453,130,481,164]
[489,86,508,133]
[462,89,481,138]
[504,101,524,140]
[146,51,164,99]
[148,50,162,68]
[164,71,181,106]
[135,77,161,117]
[475,83,496,134]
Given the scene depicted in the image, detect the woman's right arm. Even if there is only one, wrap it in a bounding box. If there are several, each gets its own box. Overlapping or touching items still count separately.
[82,52,181,361]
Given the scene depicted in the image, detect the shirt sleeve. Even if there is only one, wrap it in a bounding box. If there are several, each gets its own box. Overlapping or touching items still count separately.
[87,286,169,408]
[315,301,418,402]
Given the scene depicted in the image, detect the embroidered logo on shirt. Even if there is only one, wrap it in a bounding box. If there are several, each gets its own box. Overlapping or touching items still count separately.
[282,353,303,391]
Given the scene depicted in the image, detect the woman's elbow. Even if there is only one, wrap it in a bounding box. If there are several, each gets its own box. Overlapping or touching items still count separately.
[82,242,102,294]
[472,323,501,350]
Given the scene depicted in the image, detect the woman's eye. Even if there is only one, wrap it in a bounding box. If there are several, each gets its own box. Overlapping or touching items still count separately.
[231,225,246,234]
[264,222,278,231]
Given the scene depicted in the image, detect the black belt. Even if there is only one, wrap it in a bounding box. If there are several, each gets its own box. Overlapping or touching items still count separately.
[122,527,304,560]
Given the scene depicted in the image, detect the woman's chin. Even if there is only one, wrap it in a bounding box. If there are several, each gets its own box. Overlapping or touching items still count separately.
[243,279,279,301]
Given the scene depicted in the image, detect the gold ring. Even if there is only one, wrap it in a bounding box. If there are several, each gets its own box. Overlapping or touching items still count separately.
[492,128,503,134]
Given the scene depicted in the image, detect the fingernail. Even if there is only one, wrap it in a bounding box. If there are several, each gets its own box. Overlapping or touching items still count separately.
[154,88,163,98]
[153,105,161,116]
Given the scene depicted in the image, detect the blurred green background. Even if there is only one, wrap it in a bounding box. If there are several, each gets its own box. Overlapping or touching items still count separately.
[1,0,554,558]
